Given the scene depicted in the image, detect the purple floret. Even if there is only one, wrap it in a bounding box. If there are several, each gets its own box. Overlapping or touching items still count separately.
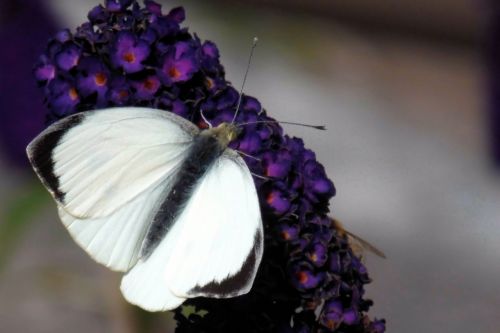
[159,41,199,85]
[55,44,80,71]
[76,57,110,105]
[112,31,150,73]
[132,75,160,100]
[47,79,80,116]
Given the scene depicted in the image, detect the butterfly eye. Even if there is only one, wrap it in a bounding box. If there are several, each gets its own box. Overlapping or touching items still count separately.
[229,126,242,141]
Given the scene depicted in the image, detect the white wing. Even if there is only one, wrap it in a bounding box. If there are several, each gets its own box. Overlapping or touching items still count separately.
[121,151,263,311]
[27,107,198,271]
[27,107,198,218]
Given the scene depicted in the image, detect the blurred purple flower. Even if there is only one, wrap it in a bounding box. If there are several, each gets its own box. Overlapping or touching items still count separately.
[0,0,57,166]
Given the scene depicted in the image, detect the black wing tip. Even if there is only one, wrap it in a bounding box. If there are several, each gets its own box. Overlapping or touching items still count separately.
[188,229,263,298]
[27,113,86,202]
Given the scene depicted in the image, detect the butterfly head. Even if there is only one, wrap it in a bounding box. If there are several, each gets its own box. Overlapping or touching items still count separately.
[205,122,241,147]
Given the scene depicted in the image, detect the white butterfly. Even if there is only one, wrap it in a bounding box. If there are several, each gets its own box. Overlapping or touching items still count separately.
[26,107,263,312]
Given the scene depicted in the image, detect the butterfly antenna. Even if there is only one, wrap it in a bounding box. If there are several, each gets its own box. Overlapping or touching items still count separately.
[238,120,326,130]
[232,37,259,124]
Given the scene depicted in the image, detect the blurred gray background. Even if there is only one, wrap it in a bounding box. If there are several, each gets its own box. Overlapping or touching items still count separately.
[1,0,499,332]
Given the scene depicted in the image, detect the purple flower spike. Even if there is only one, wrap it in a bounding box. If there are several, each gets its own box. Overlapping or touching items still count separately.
[112,32,150,73]
[34,1,384,331]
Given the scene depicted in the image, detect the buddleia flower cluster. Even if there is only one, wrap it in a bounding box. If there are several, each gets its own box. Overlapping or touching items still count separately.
[33,1,385,332]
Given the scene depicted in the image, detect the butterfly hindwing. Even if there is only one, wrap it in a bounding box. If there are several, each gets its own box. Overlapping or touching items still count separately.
[58,181,166,271]
[120,150,263,311]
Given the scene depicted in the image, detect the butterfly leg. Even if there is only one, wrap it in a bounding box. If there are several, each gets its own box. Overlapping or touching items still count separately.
[251,172,271,181]
[234,150,269,180]
[235,150,261,161]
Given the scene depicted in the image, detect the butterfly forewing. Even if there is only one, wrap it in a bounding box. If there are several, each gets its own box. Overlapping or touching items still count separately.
[27,107,199,219]
[27,107,199,271]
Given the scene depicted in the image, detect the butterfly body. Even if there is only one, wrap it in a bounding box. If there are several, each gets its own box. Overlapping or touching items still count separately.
[141,122,242,259]
[27,108,263,311]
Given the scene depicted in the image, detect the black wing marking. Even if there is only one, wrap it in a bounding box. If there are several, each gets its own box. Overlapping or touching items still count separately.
[26,113,85,202]
[141,134,225,259]
[187,216,263,298]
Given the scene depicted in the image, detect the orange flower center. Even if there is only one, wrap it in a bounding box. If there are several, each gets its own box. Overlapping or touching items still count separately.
[205,77,214,89]
[123,52,136,63]
[119,90,129,99]
[168,67,181,79]
[297,271,308,284]
[325,319,336,330]
[266,192,275,205]
[94,73,107,86]
[144,78,155,90]
[68,88,78,101]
